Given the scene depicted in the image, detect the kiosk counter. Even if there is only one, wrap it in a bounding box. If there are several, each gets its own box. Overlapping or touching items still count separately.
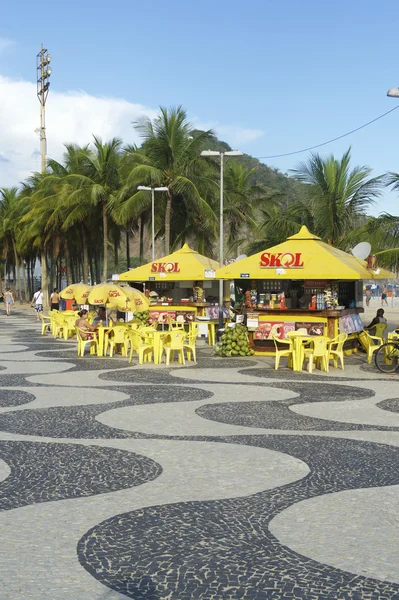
[216,226,394,355]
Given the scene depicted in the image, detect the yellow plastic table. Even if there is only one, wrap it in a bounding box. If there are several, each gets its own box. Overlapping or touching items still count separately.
[292,334,331,372]
[96,326,111,357]
[142,330,167,364]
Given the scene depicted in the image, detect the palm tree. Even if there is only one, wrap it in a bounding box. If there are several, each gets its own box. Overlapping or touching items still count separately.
[122,106,217,254]
[290,148,383,247]
[52,137,122,281]
[0,187,23,298]
[222,162,268,255]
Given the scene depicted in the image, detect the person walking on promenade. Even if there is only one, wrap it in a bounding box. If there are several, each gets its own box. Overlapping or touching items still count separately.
[50,288,60,311]
[3,288,14,316]
[32,287,43,321]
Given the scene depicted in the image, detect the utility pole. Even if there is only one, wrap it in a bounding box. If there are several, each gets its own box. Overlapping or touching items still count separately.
[36,45,52,307]
[36,45,52,172]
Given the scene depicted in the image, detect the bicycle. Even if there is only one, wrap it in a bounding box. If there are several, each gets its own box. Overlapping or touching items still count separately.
[374,340,399,373]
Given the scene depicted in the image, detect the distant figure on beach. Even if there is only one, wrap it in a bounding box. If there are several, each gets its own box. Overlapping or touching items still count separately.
[381,286,388,306]
[3,288,14,316]
[365,288,371,307]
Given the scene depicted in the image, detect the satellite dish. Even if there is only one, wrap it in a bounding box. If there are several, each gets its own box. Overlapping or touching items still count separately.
[351,242,371,260]
[235,254,248,262]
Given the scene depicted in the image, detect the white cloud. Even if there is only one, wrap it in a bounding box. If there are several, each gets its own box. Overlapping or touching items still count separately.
[216,125,264,146]
[0,38,15,54]
[193,117,264,147]
[0,73,263,188]
[0,74,158,187]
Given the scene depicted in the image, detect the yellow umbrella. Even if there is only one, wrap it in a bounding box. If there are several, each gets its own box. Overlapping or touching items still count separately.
[87,283,129,308]
[60,283,92,304]
[119,285,150,312]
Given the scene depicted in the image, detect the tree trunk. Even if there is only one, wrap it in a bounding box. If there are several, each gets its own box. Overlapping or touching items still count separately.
[102,203,108,282]
[82,227,89,283]
[164,192,172,254]
[114,242,118,272]
[95,253,101,285]
[22,261,28,303]
[49,251,56,295]
[65,246,72,285]
[139,217,144,262]
[27,262,31,300]
[41,250,49,309]
[126,228,130,270]
[12,240,21,302]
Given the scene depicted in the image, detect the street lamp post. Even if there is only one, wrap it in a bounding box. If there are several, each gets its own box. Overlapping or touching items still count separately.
[137,186,168,261]
[386,88,399,307]
[201,149,243,331]
[36,45,52,172]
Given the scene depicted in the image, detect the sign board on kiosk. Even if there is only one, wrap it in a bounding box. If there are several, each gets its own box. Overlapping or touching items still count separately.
[260,252,304,269]
[151,262,180,274]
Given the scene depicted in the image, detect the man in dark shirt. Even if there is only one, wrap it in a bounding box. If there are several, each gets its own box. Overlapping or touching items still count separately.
[365,308,387,336]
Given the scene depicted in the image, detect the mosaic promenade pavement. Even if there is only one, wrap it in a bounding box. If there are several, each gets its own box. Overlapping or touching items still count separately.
[1,312,399,600]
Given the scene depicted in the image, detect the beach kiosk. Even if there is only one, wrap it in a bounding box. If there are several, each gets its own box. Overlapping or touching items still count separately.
[117,244,223,324]
[216,226,394,354]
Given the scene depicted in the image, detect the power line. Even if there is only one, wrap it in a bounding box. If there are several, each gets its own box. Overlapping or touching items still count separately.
[255,105,399,160]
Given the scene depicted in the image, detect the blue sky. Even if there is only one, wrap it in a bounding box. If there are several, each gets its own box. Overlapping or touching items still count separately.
[1,0,399,213]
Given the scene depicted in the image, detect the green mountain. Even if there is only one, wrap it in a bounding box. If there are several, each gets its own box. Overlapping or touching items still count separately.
[195,130,302,203]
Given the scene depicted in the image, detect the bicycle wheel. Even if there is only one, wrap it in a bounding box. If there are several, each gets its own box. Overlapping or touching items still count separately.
[375,342,399,373]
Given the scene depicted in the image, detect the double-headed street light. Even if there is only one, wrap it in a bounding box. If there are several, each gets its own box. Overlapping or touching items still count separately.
[36,45,52,173]
[387,88,399,98]
[137,186,168,261]
[201,149,243,330]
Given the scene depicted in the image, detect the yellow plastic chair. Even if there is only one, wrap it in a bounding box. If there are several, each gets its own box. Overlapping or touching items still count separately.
[75,327,98,357]
[183,323,199,362]
[327,333,347,369]
[359,330,385,364]
[273,335,294,370]
[167,316,185,330]
[127,330,154,364]
[62,315,79,340]
[374,323,387,339]
[105,325,129,357]
[161,331,188,365]
[39,313,52,336]
[303,337,329,373]
[52,313,67,339]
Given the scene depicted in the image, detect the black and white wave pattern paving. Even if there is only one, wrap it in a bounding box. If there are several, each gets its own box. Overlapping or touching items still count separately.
[78,435,399,600]
[0,385,214,438]
[195,381,399,431]
[0,440,162,510]
[1,315,399,599]
[377,398,399,413]
[0,389,36,407]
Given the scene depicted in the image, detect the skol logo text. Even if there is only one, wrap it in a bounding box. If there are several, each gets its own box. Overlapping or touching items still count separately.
[260,252,304,268]
[151,262,180,273]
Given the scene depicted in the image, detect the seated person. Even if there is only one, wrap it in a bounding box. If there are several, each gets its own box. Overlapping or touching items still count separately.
[364,308,387,336]
[298,293,312,309]
[75,309,100,340]
[92,306,108,326]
